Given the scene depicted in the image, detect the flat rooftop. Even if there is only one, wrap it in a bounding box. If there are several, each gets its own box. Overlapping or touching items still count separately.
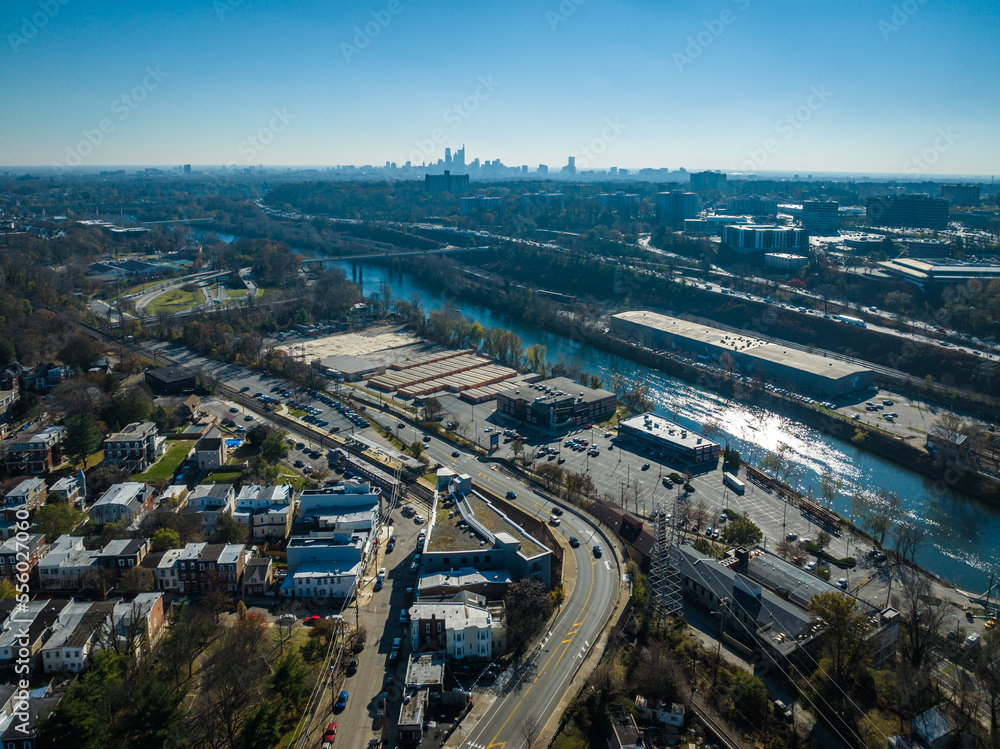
[497,375,614,405]
[613,311,871,383]
[427,493,546,558]
[619,413,717,451]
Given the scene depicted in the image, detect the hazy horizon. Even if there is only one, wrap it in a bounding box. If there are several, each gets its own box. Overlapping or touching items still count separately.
[3,0,998,174]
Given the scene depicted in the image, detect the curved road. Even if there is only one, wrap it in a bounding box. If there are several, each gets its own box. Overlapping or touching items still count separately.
[135,341,621,748]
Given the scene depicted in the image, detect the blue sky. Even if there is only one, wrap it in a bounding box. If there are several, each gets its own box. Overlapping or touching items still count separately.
[2,0,998,174]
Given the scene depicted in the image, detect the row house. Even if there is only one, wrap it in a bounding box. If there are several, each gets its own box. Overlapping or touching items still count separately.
[25,363,71,393]
[174,543,249,595]
[0,387,19,426]
[185,483,236,533]
[234,484,295,541]
[96,537,150,580]
[36,536,99,590]
[48,469,86,508]
[146,547,185,593]
[242,557,275,596]
[2,478,46,511]
[0,533,48,581]
[408,591,507,661]
[89,482,154,526]
[102,421,164,472]
[40,600,115,674]
[0,599,69,666]
[3,426,66,474]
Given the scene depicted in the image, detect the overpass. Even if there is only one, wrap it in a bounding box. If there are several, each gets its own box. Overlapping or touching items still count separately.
[300,245,493,263]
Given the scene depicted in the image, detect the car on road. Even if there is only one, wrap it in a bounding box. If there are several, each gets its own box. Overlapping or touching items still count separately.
[346,658,358,675]
[399,608,408,623]
[549,515,561,526]
[423,435,431,442]
[569,536,580,548]
[239,386,250,392]
[334,690,348,711]
[837,578,848,589]
[551,506,563,515]
[244,414,254,421]
[387,650,398,664]
[229,407,239,413]
[506,491,517,500]
[593,544,603,558]
[451,450,460,458]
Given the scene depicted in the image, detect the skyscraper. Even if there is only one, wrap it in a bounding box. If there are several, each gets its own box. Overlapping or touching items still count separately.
[563,156,576,174]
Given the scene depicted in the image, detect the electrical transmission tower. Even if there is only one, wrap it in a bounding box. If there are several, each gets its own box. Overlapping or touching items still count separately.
[648,489,684,626]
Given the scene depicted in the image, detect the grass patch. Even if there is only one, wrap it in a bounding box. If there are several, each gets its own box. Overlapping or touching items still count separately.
[551,724,591,749]
[226,288,247,299]
[122,279,164,296]
[277,469,306,490]
[147,287,200,315]
[203,470,242,484]
[288,408,307,418]
[132,441,191,482]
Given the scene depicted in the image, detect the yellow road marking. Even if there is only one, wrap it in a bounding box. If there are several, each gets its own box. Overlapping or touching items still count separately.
[486,549,598,746]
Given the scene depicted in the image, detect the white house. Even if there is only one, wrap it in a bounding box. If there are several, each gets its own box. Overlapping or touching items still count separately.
[408,591,506,660]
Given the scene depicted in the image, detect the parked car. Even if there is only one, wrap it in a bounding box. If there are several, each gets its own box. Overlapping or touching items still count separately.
[334,690,348,711]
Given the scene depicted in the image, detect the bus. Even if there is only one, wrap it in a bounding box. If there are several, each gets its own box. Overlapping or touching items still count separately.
[723,472,745,495]
[837,315,867,328]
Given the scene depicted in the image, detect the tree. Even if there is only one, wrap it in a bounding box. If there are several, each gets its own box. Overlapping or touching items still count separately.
[119,566,155,595]
[409,440,424,459]
[209,513,249,545]
[64,413,103,467]
[271,652,310,714]
[525,344,547,376]
[807,591,871,686]
[422,397,443,421]
[239,701,283,749]
[721,514,762,547]
[30,501,83,542]
[505,578,554,653]
[260,432,288,464]
[536,463,564,492]
[0,578,16,599]
[969,630,1000,749]
[897,574,947,670]
[246,424,270,451]
[520,715,542,749]
[150,527,182,552]
[59,334,105,371]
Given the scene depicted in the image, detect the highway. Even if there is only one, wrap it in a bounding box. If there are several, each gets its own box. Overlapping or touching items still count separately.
[133,339,621,748]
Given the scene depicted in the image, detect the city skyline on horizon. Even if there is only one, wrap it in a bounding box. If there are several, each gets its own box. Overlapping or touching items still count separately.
[2,0,998,174]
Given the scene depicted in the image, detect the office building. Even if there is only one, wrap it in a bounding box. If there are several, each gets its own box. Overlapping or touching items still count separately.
[865,194,949,229]
[877,258,1000,289]
[460,195,504,215]
[722,224,807,253]
[726,196,778,216]
[939,183,980,206]
[495,376,617,431]
[801,200,840,233]
[144,366,196,394]
[618,414,720,464]
[764,253,809,270]
[683,215,752,236]
[656,191,698,224]
[690,171,727,192]
[562,156,576,174]
[425,170,470,194]
[595,191,640,218]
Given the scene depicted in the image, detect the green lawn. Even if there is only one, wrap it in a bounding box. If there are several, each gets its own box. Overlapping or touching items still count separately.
[146,287,201,315]
[132,441,191,482]
[226,288,248,299]
[203,470,242,484]
[122,279,163,296]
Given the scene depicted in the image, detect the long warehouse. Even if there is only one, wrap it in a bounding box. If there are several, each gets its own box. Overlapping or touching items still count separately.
[610,311,874,396]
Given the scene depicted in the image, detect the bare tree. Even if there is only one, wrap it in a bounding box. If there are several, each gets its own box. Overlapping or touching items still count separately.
[520,715,542,749]
[897,574,947,669]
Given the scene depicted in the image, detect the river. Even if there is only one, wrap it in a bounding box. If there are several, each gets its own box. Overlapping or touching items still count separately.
[196,231,999,593]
